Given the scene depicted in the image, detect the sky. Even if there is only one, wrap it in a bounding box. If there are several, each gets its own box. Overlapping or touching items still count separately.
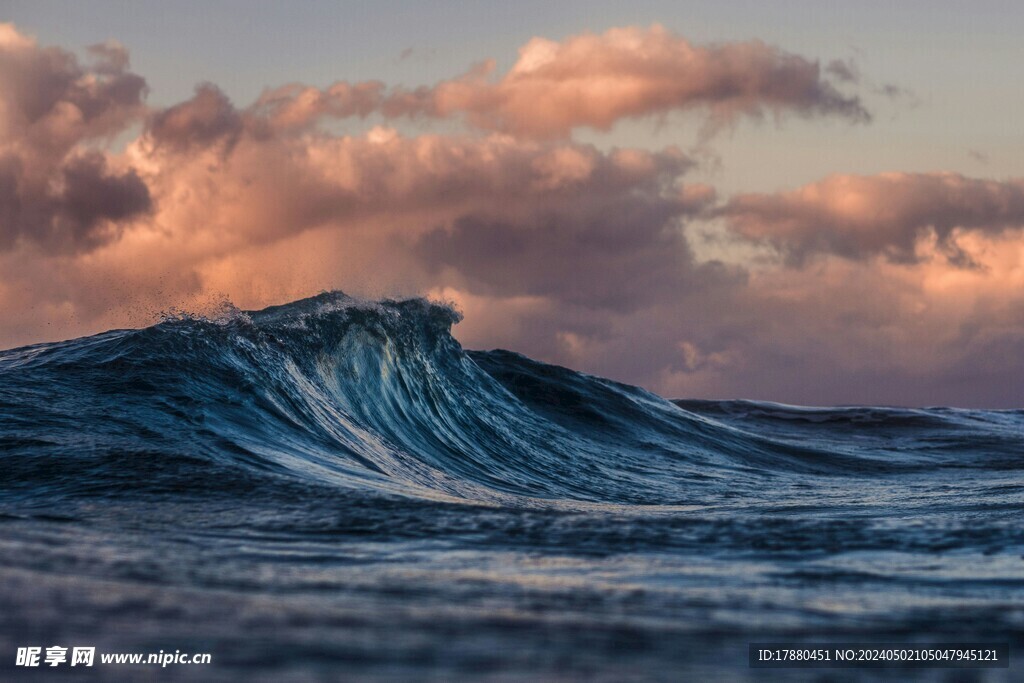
[1,1,1023,407]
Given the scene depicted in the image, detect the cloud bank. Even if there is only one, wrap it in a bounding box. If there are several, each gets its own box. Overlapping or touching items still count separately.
[1,23,1022,408]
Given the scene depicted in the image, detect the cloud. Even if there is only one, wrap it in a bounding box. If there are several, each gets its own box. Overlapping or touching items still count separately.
[0,124,726,361]
[825,58,859,83]
[1,23,1023,408]
[0,23,150,252]
[147,83,243,151]
[721,172,1024,264]
[247,81,385,134]
[0,23,146,151]
[656,241,1024,407]
[824,56,912,102]
[416,178,724,311]
[26,151,150,251]
[245,25,869,139]
[437,231,1024,408]
[86,39,130,74]
[423,25,870,137]
[135,87,714,259]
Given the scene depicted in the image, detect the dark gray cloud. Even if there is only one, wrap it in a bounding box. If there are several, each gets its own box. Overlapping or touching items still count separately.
[417,186,727,312]
[147,83,244,151]
[86,40,130,74]
[0,150,151,252]
[825,58,859,83]
[51,152,152,249]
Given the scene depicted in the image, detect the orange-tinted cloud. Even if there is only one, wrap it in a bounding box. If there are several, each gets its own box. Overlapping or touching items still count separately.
[722,172,1024,264]
[424,25,869,137]
[247,25,869,138]
[1,24,1023,408]
[250,81,386,133]
[0,42,719,347]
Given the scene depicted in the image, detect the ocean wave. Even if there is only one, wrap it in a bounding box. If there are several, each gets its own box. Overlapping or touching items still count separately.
[1,292,1021,510]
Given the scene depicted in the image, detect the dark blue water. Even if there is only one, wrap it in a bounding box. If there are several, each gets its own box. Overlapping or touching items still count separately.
[1,292,1021,681]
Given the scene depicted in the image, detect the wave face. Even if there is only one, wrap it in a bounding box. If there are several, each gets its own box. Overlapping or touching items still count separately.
[1,292,1022,681]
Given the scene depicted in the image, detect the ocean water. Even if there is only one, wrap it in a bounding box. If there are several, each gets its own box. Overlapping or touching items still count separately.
[0,292,1021,681]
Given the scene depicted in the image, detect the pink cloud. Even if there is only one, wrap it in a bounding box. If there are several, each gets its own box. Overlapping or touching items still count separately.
[243,25,869,139]
[425,25,869,137]
[250,81,385,133]
[722,172,1024,264]
[1,24,1022,407]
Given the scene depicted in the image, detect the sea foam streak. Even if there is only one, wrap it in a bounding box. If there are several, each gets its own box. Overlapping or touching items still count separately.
[0,292,1021,681]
